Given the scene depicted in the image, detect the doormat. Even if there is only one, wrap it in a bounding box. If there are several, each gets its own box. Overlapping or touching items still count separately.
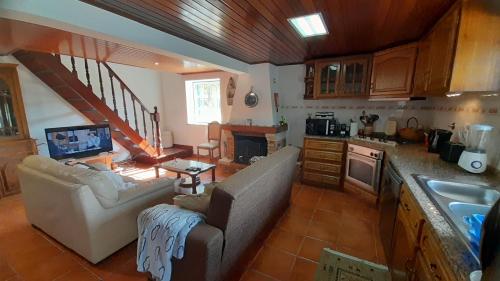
[315,248,389,281]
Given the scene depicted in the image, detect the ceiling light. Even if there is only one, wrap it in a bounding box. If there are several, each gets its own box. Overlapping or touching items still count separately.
[154,62,159,66]
[288,13,328,38]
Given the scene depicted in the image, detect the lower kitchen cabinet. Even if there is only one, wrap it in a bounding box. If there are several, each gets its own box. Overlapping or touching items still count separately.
[390,184,456,281]
[390,207,417,281]
[301,137,345,189]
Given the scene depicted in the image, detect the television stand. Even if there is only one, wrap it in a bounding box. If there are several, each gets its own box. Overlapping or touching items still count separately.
[61,152,116,170]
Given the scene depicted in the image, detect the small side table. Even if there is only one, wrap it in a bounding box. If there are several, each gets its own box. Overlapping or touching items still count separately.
[154,159,216,194]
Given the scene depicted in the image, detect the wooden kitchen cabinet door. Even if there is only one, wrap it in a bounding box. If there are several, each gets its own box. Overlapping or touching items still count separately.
[426,6,460,95]
[370,44,417,96]
[390,207,417,281]
[340,56,371,96]
[314,60,342,98]
[413,36,432,96]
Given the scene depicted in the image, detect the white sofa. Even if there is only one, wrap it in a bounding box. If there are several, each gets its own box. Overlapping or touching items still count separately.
[17,155,175,264]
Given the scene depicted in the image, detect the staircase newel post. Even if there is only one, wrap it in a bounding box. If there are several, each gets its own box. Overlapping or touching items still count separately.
[153,106,162,156]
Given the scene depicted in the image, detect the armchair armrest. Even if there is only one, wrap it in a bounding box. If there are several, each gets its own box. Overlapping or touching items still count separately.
[172,223,224,281]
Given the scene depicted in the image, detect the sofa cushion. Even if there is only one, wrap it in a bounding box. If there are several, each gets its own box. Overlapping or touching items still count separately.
[173,182,219,214]
[69,167,120,206]
[22,155,78,183]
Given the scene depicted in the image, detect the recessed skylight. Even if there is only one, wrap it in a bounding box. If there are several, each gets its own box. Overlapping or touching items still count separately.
[288,13,328,38]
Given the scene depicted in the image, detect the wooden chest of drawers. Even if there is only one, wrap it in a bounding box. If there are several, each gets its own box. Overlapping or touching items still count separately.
[301,137,346,189]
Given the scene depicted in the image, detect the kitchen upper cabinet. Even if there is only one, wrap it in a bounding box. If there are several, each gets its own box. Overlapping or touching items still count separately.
[413,1,500,96]
[308,55,371,99]
[370,44,417,97]
[413,37,432,95]
[314,60,341,98]
[427,6,459,94]
[414,5,459,96]
[340,56,371,96]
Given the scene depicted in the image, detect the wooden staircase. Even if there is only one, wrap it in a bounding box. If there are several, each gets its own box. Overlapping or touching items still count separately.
[13,50,164,163]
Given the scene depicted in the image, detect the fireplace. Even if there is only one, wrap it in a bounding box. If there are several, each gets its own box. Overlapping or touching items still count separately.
[234,134,268,164]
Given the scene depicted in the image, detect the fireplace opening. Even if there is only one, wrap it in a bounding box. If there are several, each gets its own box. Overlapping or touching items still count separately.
[234,134,268,164]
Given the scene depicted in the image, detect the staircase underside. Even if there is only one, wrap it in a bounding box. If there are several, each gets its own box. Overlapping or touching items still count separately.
[13,50,169,164]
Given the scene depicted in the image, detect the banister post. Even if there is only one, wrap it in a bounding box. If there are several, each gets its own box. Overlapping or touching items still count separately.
[153,106,162,156]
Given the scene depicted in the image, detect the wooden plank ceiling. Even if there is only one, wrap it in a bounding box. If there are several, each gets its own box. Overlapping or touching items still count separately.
[82,0,456,65]
[0,18,217,74]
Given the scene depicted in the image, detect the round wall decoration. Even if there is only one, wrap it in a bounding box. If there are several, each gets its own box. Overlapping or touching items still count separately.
[244,88,258,108]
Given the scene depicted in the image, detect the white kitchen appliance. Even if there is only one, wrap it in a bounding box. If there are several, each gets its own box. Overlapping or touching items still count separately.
[458,124,493,173]
[345,143,384,193]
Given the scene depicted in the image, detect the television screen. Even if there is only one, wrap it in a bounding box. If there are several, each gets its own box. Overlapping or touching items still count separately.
[45,124,113,160]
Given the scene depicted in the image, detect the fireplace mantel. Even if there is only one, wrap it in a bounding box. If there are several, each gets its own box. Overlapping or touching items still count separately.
[221,124,288,134]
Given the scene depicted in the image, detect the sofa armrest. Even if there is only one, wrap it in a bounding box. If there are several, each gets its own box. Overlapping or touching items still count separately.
[172,223,224,281]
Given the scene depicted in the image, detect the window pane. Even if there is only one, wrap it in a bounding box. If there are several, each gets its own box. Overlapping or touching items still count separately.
[0,79,18,137]
[186,79,221,125]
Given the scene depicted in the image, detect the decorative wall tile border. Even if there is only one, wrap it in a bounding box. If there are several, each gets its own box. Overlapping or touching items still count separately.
[280,104,499,116]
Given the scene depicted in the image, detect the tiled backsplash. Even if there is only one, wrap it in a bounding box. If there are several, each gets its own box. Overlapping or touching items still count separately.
[280,95,500,170]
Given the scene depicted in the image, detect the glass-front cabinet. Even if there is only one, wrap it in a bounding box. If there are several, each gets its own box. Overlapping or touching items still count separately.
[310,55,371,99]
[0,64,37,198]
[340,57,370,96]
[314,61,341,98]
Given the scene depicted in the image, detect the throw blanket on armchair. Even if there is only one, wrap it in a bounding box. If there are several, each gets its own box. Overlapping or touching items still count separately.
[137,204,204,281]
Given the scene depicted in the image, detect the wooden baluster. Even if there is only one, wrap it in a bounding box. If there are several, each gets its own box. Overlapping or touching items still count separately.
[70,56,77,75]
[150,114,155,147]
[120,84,129,124]
[153,106,161,155]
[108,71,118,113]
[84,58,92,89]
[142,106,147,138]
[132,98,139,132]
[96,61,106,102]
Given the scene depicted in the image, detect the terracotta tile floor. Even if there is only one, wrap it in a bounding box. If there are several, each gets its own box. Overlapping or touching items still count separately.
[0,159,385,281]
[240,184,385,281]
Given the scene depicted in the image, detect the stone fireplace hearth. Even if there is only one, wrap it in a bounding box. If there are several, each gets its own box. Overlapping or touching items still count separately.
[220,124,287,164]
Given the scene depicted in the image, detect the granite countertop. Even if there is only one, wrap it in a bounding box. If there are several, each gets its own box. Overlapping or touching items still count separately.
[305,134,500,280]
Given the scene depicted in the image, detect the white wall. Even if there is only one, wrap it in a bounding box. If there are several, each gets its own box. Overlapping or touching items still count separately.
[161,71,236,153]
[229,63,278,126]
[1,55,165,160]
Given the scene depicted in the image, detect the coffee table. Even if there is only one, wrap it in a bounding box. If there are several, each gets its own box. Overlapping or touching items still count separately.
[154,159,216,194]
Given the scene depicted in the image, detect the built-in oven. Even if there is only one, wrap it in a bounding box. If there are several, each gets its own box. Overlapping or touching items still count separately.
[345,143,384,194]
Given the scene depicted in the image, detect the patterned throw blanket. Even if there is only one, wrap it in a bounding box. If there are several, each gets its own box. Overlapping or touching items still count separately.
[137,204,205,281]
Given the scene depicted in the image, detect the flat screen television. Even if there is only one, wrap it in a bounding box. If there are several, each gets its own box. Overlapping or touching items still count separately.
[45,124,113,160]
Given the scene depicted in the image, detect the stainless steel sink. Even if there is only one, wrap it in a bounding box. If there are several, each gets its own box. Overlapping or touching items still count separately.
[425,179,500,205]
[412,175,499,263]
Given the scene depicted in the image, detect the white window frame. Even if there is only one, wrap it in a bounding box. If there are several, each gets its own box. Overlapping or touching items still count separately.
[185,78,222,125]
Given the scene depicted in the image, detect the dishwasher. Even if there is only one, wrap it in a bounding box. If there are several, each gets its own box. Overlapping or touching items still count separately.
[378,161,403,265]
